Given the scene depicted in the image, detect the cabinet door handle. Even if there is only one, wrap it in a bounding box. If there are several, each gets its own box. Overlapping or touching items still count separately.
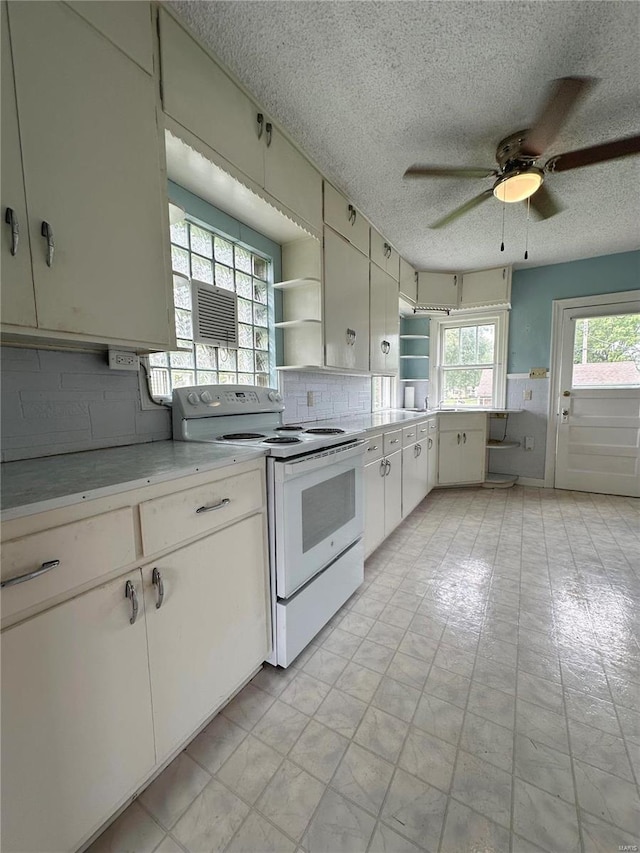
[0,559,60,589]
[457,433,461,445]
[256,112,264,139]
[152,567,164,609]
[125,580,138,625]
[41,221,54,267]
[385,459,391,475]
[379,459,386,477]
[196,498,231,514]
[428,437,433,449]
[463,432,467,444]
[5,207,19,256]
[265,122,272,147]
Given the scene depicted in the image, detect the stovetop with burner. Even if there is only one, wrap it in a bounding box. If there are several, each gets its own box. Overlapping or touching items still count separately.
[172,385,363,458]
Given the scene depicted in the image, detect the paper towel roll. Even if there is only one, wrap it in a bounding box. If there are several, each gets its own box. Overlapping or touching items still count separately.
[404,386,415,409]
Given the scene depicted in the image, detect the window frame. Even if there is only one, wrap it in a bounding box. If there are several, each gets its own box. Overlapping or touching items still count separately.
[430,310,509,409]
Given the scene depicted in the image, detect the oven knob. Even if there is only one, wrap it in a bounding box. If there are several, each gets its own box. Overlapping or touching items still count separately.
[187,392,199,406]
[199,391,213,404]
[268,391,282,402]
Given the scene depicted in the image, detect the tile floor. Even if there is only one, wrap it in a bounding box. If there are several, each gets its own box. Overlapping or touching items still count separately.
[89,486,640,853]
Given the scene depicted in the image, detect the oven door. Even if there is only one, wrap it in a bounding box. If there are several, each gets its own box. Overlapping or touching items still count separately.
[271,441,365,598]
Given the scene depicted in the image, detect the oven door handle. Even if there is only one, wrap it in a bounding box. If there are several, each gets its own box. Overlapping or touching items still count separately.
[282,439,366,476]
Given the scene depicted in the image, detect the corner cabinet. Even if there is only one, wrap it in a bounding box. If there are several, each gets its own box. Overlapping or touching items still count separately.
[1,2,174,349]
[417,267,511,311]
[438,413,487,485]
[417,271,459,310]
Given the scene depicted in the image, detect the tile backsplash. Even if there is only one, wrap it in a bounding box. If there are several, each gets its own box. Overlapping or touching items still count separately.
[1,347,171,462]
[279,371,371,423]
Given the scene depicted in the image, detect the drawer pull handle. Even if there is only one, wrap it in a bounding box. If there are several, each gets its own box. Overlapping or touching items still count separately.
[1,559,60,589]
[420,428,428,433]
[5,207,19,256]
[125,580,138,625]
[196,498,231,514]
[368,444,379,452]
[390,438,399,444]
[152,567,164,609]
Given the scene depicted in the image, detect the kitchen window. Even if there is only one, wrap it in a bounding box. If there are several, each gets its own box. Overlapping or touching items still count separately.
[147,188,280,398]
[372,376,396,411]
[431,312,508,408]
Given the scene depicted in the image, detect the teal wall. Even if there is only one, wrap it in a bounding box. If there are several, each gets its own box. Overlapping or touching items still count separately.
[508,250,639,373]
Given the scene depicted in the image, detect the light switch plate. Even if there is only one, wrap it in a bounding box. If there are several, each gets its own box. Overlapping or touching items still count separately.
[529,367,547,379]
[523,388,533,401]
[524,436,534,450]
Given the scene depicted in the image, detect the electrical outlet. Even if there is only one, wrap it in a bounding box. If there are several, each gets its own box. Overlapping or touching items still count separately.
[524,436,534,451]
[108,350,140,371]
[307,391,315,407]
[529,367,547,379]
[523,388,533,401]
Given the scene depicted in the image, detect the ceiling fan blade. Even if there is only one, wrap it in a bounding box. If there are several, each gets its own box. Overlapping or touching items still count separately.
[430,189,493,229]
[404,165,497,179]
[527,184,563,220]
[545,134,640,172]
[521,76,595,158]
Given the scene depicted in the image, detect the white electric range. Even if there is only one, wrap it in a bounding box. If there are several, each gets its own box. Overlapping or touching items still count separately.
[173,385,366,666]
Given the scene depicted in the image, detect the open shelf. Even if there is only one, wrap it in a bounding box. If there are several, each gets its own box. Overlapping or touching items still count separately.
[399,378,430,382]
[400,355,429,359]
[274,277,321,291]
[486,439,520,449]
[482,472,518,488]
[274,319,322,328]
[399,334,430,340]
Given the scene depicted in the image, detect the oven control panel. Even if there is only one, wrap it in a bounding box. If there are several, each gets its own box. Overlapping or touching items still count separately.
[173,384,284,419]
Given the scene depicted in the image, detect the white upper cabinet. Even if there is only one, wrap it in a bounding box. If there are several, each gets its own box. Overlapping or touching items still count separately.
[1,3,35,328]
[5,1,173,348]
[323,182,370,256]
[65,1,154,72]
[370,227,399,280]
[159,11,322,232]
[263,124,322,232]
[417,271,459,309]
[324,226,370,370]
[459,266,512,308]
[369,263,399,374]
[399,257,417,305]
[159,10,264,186]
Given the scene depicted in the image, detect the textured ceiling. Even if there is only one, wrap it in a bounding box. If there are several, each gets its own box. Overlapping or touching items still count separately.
[168,1,640,272]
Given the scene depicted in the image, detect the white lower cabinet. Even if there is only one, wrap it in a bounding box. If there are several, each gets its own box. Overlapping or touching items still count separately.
[364,440,402,558]
[1,569,155,853]
[384,449,403,536]
[438,414,486,485]
[402,439,429,517]
[427,423,439,493]
[142,514,269,760]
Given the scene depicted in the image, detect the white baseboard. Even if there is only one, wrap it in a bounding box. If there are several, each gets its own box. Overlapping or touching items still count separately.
[516,477,547,488]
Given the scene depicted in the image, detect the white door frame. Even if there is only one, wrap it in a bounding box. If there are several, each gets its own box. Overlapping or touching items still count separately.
[544,289,640,487]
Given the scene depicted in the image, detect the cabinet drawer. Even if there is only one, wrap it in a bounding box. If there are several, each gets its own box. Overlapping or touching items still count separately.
[139,468,264,555]
[323,182,369,255]
[1,508,136,621]
[438,413,486,432]
[414,420,431,441]
[383,429,402,455]
[402,424,418,446]
[364,432,383,463]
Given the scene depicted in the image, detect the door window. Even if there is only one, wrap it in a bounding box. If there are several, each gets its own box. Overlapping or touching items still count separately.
[572,313,640,387]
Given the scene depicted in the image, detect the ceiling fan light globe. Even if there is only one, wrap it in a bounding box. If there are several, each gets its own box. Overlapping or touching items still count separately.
[493,170,544,203]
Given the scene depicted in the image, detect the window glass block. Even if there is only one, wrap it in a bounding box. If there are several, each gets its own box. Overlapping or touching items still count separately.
[256,373,270,387]
[174,308,193,340]
[214,235,234,266]
[190,225,213,258]
[176,339,193,350]
[253,280,268,304]
[254,328,269,350]
[255,351,269,373]
[218,348,237,371]
[171,245,190,276]
[253,303,268,327]
[252,255,268,280]
[197,371,217,385]
[191,255,213,284]
[238,349,254,372]
[235,246,252,273]
[170,350,194,369]
[238,324,253,348]
[219,372,237,384]
[195,344,217,370]
[171,370,195,387]
[236,272,253,299]
[170,220,188,248]
[237,373,254,385]
[215,263,234,291]
[237,298,253,324]
[173,275,192,310]
[149,352,168,367]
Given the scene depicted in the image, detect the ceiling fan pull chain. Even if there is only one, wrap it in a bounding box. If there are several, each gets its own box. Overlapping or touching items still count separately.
[524,196,530,260]
[500,203,505,252]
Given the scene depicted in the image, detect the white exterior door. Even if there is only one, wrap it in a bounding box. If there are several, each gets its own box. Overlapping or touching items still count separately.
[554,295,640,497]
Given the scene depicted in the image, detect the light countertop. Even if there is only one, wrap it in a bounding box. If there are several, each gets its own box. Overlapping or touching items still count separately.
[1,441,266,521]
[298,408,520,434]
